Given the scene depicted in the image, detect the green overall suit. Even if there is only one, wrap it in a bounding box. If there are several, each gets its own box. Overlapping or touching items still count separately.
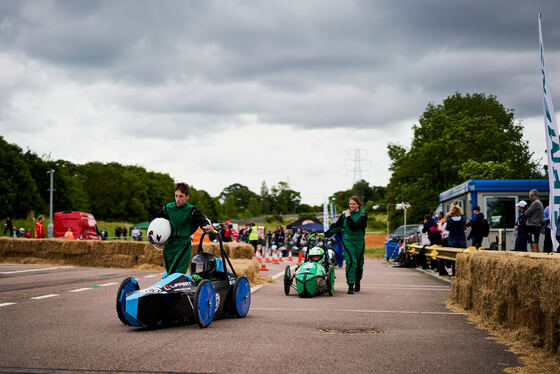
[162,202,195,274]
[327,209,366,285]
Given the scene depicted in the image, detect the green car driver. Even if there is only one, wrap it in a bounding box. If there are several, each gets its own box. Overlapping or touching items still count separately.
[158,182,212,275]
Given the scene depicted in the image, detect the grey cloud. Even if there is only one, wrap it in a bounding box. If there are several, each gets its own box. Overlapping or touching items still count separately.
[1,0,560,137]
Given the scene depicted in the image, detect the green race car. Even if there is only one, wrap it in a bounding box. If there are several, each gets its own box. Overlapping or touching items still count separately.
[284,246,335,297]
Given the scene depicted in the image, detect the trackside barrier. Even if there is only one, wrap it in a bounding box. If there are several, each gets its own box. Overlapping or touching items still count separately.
[405,243,560,262]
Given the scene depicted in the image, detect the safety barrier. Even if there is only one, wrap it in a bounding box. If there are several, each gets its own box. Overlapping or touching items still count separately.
[405,243,560,261]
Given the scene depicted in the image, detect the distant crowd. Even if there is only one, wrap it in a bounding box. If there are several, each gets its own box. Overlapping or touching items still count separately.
[422,189,556,252]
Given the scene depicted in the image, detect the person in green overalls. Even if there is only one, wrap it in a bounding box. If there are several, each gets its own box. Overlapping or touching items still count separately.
[326,196,367,294]
[157,182,212,275]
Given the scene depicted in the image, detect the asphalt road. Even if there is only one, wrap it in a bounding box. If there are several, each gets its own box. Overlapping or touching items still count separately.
[0,259,519,374]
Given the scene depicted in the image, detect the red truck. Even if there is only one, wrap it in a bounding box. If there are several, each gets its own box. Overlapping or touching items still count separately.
[54,211,101,240]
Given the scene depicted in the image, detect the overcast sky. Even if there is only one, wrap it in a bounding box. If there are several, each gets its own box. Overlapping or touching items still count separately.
[1,1,560,205]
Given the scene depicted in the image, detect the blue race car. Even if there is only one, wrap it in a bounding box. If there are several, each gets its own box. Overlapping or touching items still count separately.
[116,232,251,328]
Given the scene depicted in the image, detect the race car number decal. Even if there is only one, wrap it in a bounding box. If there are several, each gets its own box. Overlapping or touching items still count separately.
[143,287,161,294]
[303,263,316,269]
[215,293,221,312]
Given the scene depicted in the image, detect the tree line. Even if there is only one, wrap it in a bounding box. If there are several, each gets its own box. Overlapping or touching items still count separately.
[0,136,386,223]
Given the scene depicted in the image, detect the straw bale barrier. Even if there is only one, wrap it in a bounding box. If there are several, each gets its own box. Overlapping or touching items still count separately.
[449,252,560,355]
[0,238,261,284]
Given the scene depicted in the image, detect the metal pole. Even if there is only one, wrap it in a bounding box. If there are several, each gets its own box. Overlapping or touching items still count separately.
[47,170,55,238]
[387,204,390,239]
[403,203,407,245]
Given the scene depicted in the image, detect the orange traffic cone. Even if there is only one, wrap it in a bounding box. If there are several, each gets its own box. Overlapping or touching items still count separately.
[278,248,283,262]
[287,249,293,262]
[297,249,303,264]
[259,251,269,271]
[265,248,271,263]
[256,248,262,264]
[272,249,279,264]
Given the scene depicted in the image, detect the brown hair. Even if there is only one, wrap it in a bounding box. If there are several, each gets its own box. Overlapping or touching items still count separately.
[349,196,362,207]
[449,205,463,217]
[174,182,190,196]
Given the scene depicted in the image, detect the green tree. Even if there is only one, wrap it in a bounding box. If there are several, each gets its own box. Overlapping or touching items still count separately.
[386,92,542,222]
[270,181,301,214]
[0,137,43,218]
[219,183,257,213]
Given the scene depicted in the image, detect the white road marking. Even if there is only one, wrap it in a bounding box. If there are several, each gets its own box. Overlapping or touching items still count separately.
[343,286,449,291]
[251,265,297,293]
[0,302,16,307]
[415,268,452,283]
[252,307,458,316]
[359,283,448,288]
[143,274,159,278]
[0,266,73,275]
[99,282,118,287]
[69,288,92,292]
[30,294,59,300]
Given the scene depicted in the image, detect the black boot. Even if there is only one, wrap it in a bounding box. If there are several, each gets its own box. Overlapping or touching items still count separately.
[347,284,354,294]
[355,281,360,292]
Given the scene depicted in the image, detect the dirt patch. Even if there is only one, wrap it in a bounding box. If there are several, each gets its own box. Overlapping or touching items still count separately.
[365,234,386,248]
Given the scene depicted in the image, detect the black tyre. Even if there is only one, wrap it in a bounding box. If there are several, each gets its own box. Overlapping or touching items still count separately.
[194,280,216,328]
[116,277,139,325]
[233,276,251,317]
[284,265,292,296]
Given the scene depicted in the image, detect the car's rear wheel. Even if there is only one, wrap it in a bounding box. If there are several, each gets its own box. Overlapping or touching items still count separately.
[284,265,292,296]
[194,280,216,328]
[233,276,251,317]
[116,277,139,325]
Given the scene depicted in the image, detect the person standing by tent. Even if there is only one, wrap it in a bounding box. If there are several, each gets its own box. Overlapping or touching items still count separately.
[34,216,46,238]
[326,196,367,294]
[157,182,212,275]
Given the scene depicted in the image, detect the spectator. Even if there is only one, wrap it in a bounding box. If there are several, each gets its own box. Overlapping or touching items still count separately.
[132,227,140,241]
[122,226,128,240]
[4,217,13,236]
[422,214,442,245]
[18,228,25,238]
[525,189,544,253]
[35,216,46,238]
[437,212,449,246]
[102,228,108,241]
[11,227,18,238]
[64,227,75,240]
[446,205,467,248]
[467,206,486,248]
[273,225,285,246]
[24,228,31,238]
[222,224,232,242]
[514,201,528,252]
[115,226,122,239]
[248,222,259,251]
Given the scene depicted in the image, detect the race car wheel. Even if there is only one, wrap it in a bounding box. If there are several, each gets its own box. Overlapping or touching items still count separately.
[327,267,335,296]
[194,280,216,328]
[283,265,292,296]
[233,276,251,318]
[116,277,139,325]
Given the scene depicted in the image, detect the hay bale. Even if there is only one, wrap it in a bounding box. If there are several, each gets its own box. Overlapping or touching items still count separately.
[450,251,560,354]
[0,238,262,285]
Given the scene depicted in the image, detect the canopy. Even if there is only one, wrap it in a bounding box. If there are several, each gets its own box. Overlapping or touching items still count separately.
[287,216,322,229]
[291,222,324,233]
[132,221,150,230]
